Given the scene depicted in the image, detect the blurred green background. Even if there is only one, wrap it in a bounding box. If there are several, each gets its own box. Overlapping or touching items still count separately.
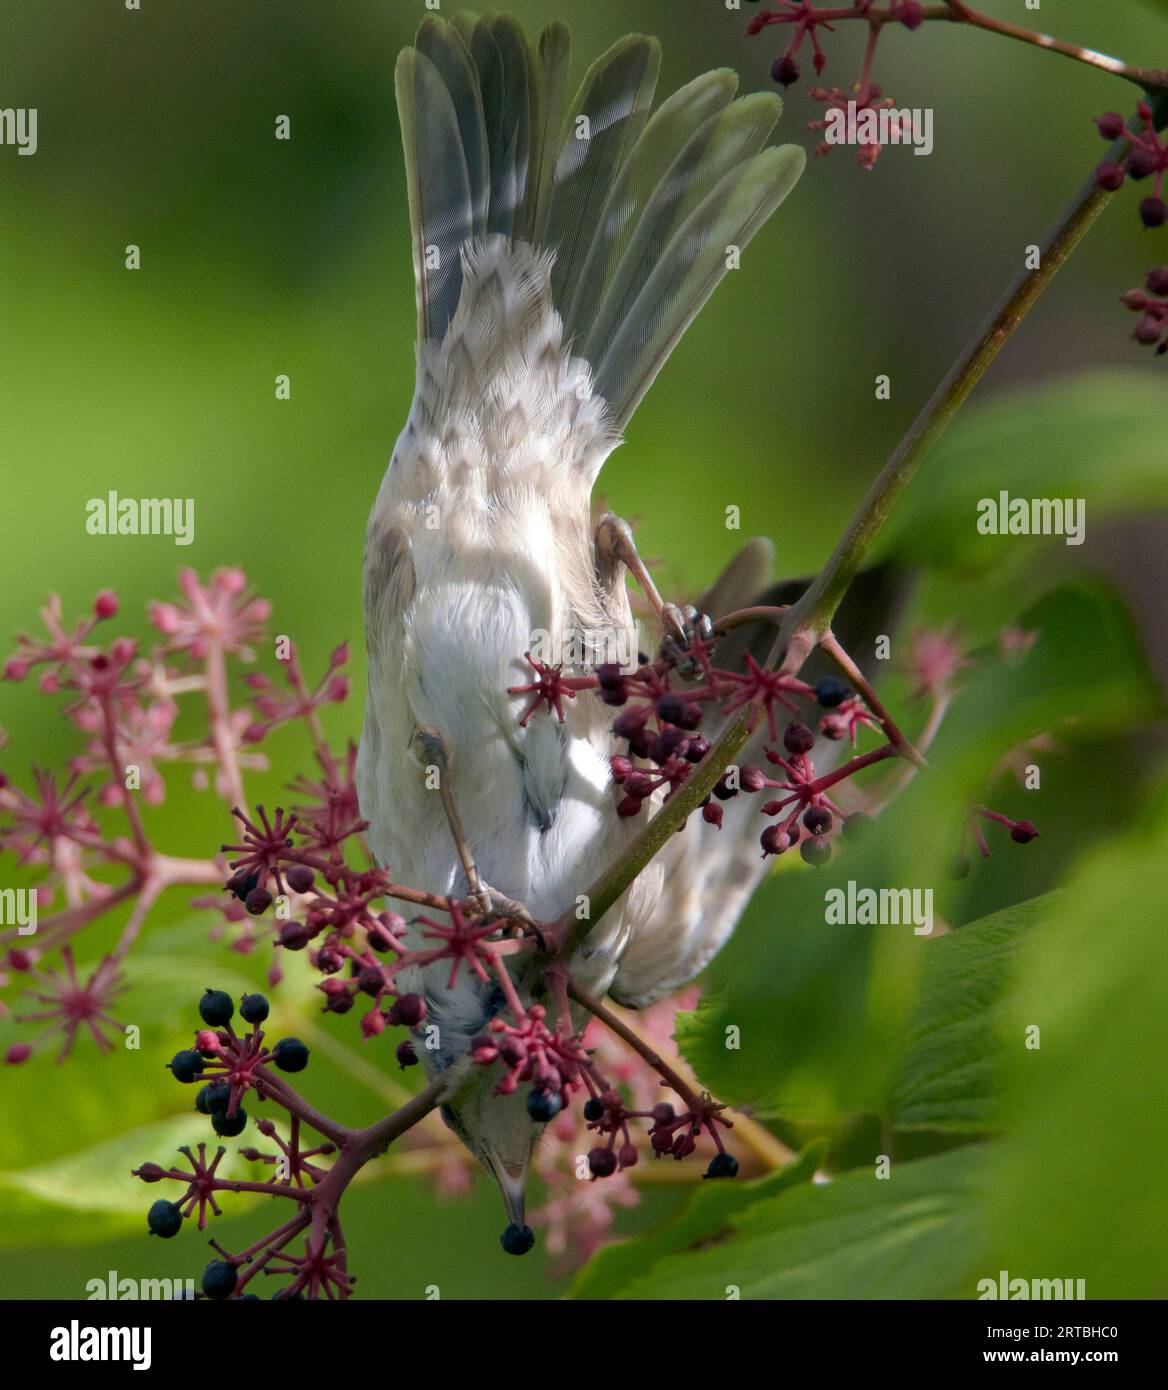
[0,0,1166,1299]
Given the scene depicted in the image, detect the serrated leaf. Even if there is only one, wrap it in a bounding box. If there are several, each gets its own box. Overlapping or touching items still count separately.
[569,1140,825,1300]
[889,893,1060,1132]
[610,1145,988,1300]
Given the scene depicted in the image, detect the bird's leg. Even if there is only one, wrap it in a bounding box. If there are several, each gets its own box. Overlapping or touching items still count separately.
[413,726,493,918]
[414,726,541,935]
[595,512,715,676]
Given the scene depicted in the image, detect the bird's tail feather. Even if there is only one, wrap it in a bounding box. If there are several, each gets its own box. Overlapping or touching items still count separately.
[396,12,804,433]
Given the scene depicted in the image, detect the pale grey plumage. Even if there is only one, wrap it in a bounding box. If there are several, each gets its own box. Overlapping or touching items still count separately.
[363,11,806,1234]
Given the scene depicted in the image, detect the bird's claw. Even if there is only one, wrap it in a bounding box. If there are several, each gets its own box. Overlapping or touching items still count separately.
[660,603,716,679]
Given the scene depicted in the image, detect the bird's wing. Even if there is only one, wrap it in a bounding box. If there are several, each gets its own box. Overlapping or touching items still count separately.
[610,554,909,1008]
[395,15,804,448]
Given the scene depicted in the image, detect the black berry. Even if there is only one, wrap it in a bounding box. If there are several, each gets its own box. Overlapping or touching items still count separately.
[271,1037,309,1073]
[212,1107,248,1138]
[500,1223,535,1256]
[198,989,234,1027]
[583,1098,605,1123]
[239,993,269,1025]
[196,1081,232,1115]
[202,1260,238,1300]
[705,1152,740,1180]
[803,805,833,836]
[147,1199,183,1238]
[167,1049,205,1084]
[526,1088,562,1122]
[814,677,850,709]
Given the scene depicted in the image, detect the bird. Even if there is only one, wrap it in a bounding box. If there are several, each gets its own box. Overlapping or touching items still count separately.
[357,10,818,1247]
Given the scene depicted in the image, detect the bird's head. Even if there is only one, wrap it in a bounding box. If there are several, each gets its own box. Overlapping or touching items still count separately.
[438,1060,542,1254]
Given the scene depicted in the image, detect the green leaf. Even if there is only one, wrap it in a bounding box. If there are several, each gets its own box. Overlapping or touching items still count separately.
[0,1113,259,1248]
[569,1140,825,1300]
[981,780,1168,1297]
[880,370,1168,573]
[889,892,1061,1133]
[608,1145,989,1300]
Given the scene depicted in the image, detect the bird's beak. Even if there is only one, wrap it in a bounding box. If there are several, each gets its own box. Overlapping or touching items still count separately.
[485,1152,528,1227]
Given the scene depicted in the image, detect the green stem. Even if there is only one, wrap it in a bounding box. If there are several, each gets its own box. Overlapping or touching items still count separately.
[783,117,1146,642]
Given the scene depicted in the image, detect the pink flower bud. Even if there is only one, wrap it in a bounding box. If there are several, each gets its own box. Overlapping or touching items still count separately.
[93,589,119,619]
[6,1043,32,1065]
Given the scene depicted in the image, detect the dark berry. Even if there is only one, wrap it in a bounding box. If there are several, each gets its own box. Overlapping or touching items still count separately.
[898,0,924,29]
[202,1260,238,1300]
[1094,161,1126,192]
[784,723,815,756]
[1139,197,1167,229]
[685,735,711,763]
[167,1049,205,1084]
[285,865,315,894]
[395,1039,418,1069]
[713,773,739,800]
[500,1223,535,1256]
[702,801,724,828]
[947,854,971,881]
[800,837,832,867]
[1128,149,1156,180]
[740,764,768,792]
[651,1102,675,1124]
[705,1151,740,1180]
[147,1199,183,1238]
[226,871,259,902]
[388,993,426,1027]
[583,1097,605,1123]
[803,805,833,836]
[526,1088,562,1122]
[1010,820,1039,844]
[1147,267,1168,296]
[196,1081,232,1115]
[198,988,234,1027]
[772,55,799,86]
[239,993,269,1025]
[588,1147,618,1178]
[212,1107,248,1138]
[278,920,312,950]
[760,824,792,857]
[1095,112,1127,141]
[674,702,703,732]
[656,693,687,725]
[814,677,850,709]
[244,887,273,916]
[271,1037,309,1073]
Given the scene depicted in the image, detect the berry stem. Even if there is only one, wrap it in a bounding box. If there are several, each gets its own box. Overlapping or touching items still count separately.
[818,630,925,767]
[566,981,705,1114]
